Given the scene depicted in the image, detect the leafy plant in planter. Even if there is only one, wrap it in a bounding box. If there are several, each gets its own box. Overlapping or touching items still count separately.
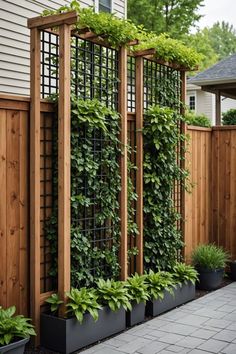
[45,293,63,314]
[145,270,175,317]
[41,282,128,354]
[172,262,198,285]
[145,270,174,300]
[125,273,149,326]
[0,306,35,354]
[95,279,132,312]
[191,244,229,290]
[66,288,101,323]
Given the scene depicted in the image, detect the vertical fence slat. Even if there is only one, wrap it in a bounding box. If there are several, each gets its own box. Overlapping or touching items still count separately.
[58,23,71,315]
[30,27,41,342]
[118,46,128,280]
[135,56,144,274]
[19,110,29,316]
[0,109,7,308]
[6,110,20,310]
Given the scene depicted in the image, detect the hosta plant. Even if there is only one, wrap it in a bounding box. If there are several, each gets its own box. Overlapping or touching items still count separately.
[145,270,174,300]
[0,306,36,346]
[125,273,149,304]
[66,288,102,324]
[45,293,63,313]
[96,279,132,312]
[172,262,198,285]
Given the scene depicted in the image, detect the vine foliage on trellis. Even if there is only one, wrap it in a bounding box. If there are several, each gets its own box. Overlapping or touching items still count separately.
[143,106,187,271]
[46,97,122,287]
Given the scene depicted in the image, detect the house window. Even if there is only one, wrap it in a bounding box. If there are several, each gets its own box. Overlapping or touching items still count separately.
[99,0,112,13]
[189,95,196,111]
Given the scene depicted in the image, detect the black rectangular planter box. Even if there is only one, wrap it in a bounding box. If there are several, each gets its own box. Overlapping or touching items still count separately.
[146,281,195,317]
[0,338,29,354]
[41,306,126,354]
[126,302,145,327]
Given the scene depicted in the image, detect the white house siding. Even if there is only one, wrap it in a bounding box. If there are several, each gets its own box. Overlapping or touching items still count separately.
[196,90,214,123]
[222,97,236,114]
[0,0,126,96]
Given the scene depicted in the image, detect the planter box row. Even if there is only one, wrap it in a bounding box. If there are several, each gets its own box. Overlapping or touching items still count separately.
[41,281,195,354]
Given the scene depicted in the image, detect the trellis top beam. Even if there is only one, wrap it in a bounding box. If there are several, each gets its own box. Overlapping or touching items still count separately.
[133,47,197,71]
[28,11,78,30]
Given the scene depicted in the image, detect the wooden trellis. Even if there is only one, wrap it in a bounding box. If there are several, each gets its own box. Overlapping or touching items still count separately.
[27,11,187,340]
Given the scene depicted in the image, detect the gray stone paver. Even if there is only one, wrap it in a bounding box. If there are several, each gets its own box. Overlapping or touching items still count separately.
[81,284,236,354]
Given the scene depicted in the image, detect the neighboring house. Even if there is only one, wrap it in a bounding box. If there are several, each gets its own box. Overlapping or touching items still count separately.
[0,0,126,96]
[187,82,236,125]
[188,53,236,125]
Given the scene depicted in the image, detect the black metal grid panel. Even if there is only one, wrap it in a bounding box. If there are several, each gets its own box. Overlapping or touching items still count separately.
[143,59,183,246]
[127,56,136,112]
[40,31,59,98]
[71,119,120,286]
[40,113,55,293]
[71,36,119,110]
[143,59,181,111]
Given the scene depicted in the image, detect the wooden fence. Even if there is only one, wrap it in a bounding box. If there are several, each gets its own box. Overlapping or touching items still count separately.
[0,95,54,316]
[185,125,236,262]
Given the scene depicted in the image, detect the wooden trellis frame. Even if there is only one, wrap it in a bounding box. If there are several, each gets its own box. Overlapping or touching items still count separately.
[27,11,188,341]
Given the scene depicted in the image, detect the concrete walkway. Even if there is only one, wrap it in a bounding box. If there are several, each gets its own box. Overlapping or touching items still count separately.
[81,283,236,354]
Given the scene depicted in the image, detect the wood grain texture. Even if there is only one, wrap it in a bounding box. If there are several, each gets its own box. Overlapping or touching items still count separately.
[28,11,77,30]
[58,24,71,316]
[118,46,128,280]
[184,127,212,262]
[30,27,41,342]
[0,109,7,308]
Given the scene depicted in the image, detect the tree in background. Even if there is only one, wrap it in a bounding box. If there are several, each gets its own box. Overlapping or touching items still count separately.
[206,21,236,61]
[128,0,204,39]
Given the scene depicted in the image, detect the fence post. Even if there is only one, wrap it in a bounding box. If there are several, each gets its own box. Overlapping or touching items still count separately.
[58,23,71,316]
[180,71,187,259]
[29,27,41,344]
[118,46,128,280]
[135,56,144,274]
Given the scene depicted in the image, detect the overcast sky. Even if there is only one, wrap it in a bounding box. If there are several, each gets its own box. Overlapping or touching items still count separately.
[198,0,236,28]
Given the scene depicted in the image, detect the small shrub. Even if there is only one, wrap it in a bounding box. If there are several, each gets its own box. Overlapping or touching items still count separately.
[0,306,35,346]
[185,111,211,127]
[191,244,229,270]
[125,273,149,304]
[222,109,236,125]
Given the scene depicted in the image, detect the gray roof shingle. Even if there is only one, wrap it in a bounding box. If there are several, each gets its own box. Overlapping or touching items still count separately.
[189,53,236,86]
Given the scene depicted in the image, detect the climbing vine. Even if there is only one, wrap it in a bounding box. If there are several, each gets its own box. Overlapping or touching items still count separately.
[43,0,201,69]
[47,97,122,287]
[143,105,188,271]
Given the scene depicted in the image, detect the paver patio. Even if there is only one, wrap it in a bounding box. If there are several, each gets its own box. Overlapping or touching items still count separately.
[81,283,236,354]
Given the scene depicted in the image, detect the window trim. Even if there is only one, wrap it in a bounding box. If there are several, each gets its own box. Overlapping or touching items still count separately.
[189,94,196,112]
[94,0,113,13]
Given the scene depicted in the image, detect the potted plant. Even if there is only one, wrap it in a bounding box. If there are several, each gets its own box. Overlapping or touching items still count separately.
[41,279,131,354]
[145,270,174,317]
[0,306,35,354]
[125,273,149,326]
[171,262,198,305]
[41,287,102,354]
[191,244,229,290]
